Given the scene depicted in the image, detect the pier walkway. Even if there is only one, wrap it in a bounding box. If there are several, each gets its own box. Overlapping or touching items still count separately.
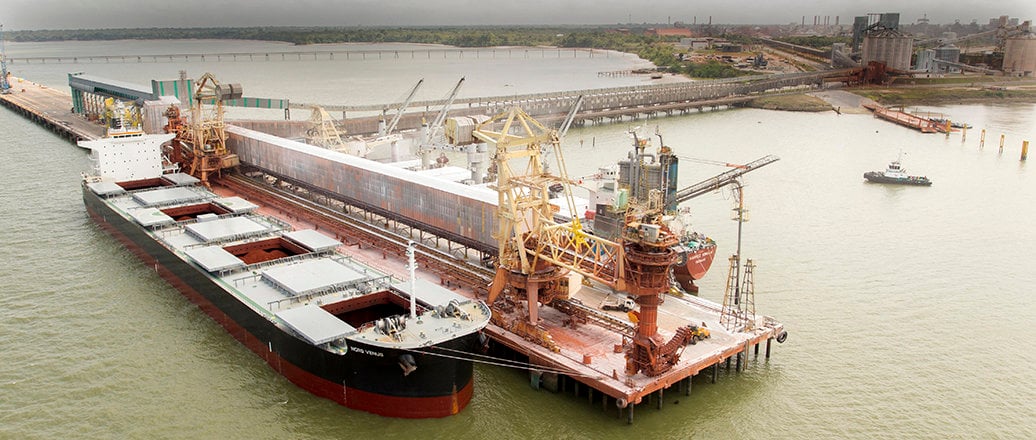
[0,79,104,142]
[298,69,852,135]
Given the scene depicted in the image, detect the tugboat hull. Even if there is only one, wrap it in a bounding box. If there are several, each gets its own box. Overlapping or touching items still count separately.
[863,171,932,186]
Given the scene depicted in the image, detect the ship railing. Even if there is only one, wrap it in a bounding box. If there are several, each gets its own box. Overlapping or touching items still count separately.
[181,227,284,250]
[265,274,395,311]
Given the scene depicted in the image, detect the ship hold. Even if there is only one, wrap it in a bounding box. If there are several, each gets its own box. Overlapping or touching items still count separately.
[80,130,491,418]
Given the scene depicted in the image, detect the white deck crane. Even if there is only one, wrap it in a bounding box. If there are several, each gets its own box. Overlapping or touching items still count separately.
[380,78,424,136]
[418,77,465,168]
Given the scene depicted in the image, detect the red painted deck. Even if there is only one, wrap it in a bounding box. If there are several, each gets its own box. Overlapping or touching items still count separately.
[864,103,953,133]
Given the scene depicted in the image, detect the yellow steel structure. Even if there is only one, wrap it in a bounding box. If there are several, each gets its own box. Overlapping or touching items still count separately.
[476,107,692,377]
[305,106,349,151]
[177,72,242,186]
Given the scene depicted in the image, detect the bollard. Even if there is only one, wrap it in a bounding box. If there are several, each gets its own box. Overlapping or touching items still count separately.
[962,125,967,142]
[980,129,986,148]
[1000,134,1006,153]
[1023,141,1030,161]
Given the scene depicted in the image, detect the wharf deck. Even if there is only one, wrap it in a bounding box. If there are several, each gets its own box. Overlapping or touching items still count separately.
[0,77,105,142]
[864,103,950,133]
[223,169,786,420]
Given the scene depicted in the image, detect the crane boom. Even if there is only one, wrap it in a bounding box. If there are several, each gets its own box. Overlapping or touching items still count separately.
[557,95,584,138]
[384,78,424,135]
[673,155,780,205]
[424,78,465,145]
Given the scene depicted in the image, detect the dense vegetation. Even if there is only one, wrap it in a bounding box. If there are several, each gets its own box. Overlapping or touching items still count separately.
[8,26,753,79]
[11,27,596,47]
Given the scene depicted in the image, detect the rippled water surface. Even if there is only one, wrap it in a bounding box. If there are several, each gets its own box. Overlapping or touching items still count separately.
[2,40,1035,439]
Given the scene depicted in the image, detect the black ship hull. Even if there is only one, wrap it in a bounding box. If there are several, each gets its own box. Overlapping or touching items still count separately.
[863,171,932,186]
[83,186,480,418]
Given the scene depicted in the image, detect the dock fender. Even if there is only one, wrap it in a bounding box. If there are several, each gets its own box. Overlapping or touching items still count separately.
[616,398,628,408]
[775,331,788,344]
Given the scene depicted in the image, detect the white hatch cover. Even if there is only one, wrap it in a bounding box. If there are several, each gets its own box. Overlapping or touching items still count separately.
[283,229,342,252]
[261,258,367,297]
[132,186,207,207]
[275,304,356,345]
[86,181,126,197]
[184,216,270,243]
[127,207,175,228]
[161,173,200,186]
[213,196,259,214]
[184,246,246,272]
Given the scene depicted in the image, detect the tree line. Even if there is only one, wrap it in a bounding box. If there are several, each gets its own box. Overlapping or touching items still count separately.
[8,26,757,79]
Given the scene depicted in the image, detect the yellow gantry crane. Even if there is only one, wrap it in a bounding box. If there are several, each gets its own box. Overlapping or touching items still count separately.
[172,71,242,186]
[475,107,697,376]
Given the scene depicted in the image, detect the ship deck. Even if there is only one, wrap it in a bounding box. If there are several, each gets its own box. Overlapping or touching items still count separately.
[88,174,490,350]
[215,173,785,420]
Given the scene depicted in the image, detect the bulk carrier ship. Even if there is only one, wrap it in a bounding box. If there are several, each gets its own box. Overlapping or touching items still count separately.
[79,129,491,418]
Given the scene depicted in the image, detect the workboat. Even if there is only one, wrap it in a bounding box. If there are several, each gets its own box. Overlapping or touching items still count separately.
[928,117,972,129]
[80,131,491,418]
[864,158,932,186]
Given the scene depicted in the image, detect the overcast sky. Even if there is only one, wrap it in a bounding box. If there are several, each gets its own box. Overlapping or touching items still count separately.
[3,0,1033,30]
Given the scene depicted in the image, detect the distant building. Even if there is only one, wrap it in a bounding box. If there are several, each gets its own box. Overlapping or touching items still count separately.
[645,28,694,38]
[678,37,714,50]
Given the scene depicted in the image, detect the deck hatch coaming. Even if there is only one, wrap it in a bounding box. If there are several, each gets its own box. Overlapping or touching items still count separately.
[261,258,369,297]
[132,186,208,207]
[185,246,247,272]
[275,304,357,345]
[213,196,259,214]
[161,173,201,187]
[184,216,272,243]
[86,181,127,197]
[283,229,342,253]
[127,207,175,228]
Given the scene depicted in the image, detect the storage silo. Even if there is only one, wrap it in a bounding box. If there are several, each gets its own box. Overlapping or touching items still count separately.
[862,28,914,71]
[915,49,935,72]
[934,44,961,73]
[1003,34,1036,77]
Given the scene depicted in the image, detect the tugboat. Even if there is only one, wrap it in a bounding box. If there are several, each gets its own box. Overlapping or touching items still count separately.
[864,157,932,186]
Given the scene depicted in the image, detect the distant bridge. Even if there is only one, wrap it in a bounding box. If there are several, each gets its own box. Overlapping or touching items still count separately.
[6,47,612,65]
[279,69,854,136]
